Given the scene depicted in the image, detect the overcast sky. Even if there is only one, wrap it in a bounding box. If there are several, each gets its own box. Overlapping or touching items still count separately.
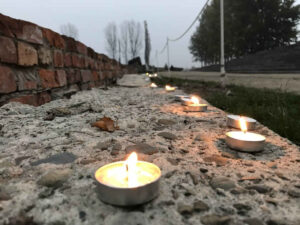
[0,0,299,68]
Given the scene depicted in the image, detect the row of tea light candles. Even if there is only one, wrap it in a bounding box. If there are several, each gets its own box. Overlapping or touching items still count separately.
[94,82,266,206]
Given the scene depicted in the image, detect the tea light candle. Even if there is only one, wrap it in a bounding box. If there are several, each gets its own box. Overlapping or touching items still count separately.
[226,118,265,152]
[165,85,176,92]
[150,83,158,88]
[227,115,256,130]
[183,96,207,112]
[95,152,161,206]
[174,95,190,101]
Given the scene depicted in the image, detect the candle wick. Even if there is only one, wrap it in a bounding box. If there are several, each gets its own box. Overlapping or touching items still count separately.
[126,164,128,172]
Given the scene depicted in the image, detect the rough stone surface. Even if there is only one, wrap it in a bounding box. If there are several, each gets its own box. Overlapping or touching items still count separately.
[18,41,38,66]
[0,85,299,225]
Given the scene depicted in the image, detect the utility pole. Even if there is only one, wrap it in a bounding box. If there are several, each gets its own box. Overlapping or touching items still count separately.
[155,50,159,72]
[220,0,226,79]
[167,37,170,73]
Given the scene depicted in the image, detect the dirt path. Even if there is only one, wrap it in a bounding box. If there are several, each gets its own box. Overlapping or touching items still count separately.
[0,84,299,225]
[160,71,300,94]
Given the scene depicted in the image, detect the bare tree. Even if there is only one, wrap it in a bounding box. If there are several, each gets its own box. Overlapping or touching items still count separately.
[104,22,118,60]
[144,21,151,70]
[120,21,129,63]
[127,20,143,59]
[60,23,79,40]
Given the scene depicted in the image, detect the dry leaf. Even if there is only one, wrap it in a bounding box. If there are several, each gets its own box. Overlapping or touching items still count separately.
[92,117,118,132]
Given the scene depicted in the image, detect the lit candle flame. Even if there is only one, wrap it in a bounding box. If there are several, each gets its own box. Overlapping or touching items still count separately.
[239,117,247,133]
[125,152,138,187]
[191,96,200,105]
[150,83,157,88]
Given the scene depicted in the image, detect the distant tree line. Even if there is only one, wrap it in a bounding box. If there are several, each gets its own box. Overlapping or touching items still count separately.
[189,0,300,64]
[104,20,151,66]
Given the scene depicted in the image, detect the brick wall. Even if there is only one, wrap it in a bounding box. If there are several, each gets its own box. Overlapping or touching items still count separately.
[0,13,131,106]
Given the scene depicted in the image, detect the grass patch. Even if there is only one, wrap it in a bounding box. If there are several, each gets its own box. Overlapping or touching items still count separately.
[153,76,300,145]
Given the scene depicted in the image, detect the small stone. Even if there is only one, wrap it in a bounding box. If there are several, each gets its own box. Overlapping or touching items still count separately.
[38,188,54,198]
[200,168,208,173]
[31,152,77,166]
[275,171,289,181]
[95,141,111,150]
[158,132,177,140]
[79,158,97,165]
[125,143,158,155]
[243,218,264,225]
[221,152,238,159]
[246,185,272,194]
[167,158,179,166]
[112,142,122,151]
[230,187,247,195]
[15,156,30,165]
[204,155,228,166]
[157,119,176,126]
[194,134,202,141]
[49,107,72,117]
[193,200,209,212]
[210,177,236,191]
[288,189,300,198]
[177,202,193,214]
[233,203,252,215]
[266,162,277,169]
[37,169,71,188]
[0,187,11,201]
[200,214,231,225]
[164,170,177,178]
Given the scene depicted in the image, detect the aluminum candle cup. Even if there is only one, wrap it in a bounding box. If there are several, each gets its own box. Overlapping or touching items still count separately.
[94,154,161,206]
[174,95,190,101]
[226,131,266,152]
[227,115,257,130]
[185,104,208,112]
[182,96,208,112]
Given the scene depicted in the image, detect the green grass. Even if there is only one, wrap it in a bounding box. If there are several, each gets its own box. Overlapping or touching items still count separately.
[153,77,300,145]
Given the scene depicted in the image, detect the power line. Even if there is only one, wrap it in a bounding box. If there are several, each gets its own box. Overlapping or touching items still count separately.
[158,0,210,55]
[169,0,211,42]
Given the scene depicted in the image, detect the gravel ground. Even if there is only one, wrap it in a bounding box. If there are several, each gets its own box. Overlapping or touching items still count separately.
[0,85,299,225]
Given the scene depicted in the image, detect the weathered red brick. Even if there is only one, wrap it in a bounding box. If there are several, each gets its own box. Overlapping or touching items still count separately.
[42,28,65,49]
[38,47,52,65]
[79,56,85,68]
[87,47,96,58]
[80,70,93,82]
[18,42,38,66]
[37,92,51,105]
[66,69,81,84]
[0,36,17,64]
[10,95,38,106]
[39,69,58,89]
[71,54,81,68]
[0,66,17,93]
[76,41,87,55]
[64,53,72,67]
[53,50,64,67]
[0,14,14,37]
[15,69,37,91]
[63,36,77,52]
[92,71,99,81]
[55,70,67,87]
[17,22,43,44]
